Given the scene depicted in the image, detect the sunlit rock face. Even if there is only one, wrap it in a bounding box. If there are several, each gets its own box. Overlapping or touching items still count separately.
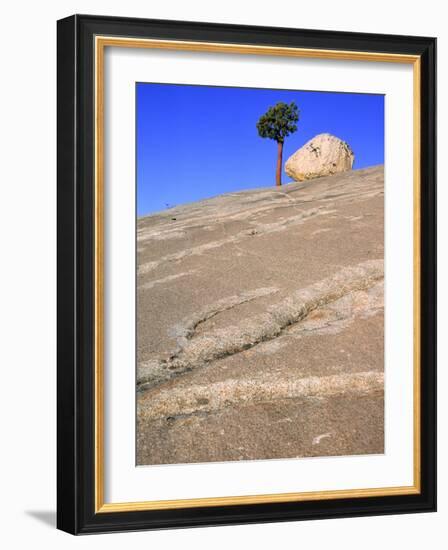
[285,133,354,182]
[136,165,384,465]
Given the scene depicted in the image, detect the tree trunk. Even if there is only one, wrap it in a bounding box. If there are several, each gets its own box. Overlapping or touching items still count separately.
[276,140,283,186]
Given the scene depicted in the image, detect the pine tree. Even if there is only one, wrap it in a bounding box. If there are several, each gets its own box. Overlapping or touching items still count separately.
[256,101,299,186]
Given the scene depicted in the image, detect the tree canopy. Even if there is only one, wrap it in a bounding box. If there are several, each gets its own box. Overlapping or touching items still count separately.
[256,101,299,143]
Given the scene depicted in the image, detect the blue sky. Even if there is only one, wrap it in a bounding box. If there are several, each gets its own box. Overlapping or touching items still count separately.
[136,83,384,216]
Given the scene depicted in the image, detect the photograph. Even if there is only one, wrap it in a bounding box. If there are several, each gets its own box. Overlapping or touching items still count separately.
[135,83,385,466]
[53,11,436,536]
[0,0,441,542]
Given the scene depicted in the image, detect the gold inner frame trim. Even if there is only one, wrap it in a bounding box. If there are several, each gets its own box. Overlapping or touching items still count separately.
[94,35,421,514]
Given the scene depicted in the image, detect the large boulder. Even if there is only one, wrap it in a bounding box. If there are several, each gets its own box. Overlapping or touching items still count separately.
[285,133,354,182]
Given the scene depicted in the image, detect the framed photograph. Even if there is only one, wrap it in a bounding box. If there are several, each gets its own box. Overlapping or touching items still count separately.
[57,14,436,534]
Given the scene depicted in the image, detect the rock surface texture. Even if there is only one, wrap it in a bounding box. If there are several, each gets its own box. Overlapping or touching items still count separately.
[285,133,354,181]
[137,165,384,465]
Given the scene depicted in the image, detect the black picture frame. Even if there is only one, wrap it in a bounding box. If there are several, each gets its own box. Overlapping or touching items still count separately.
[57,14,436,534]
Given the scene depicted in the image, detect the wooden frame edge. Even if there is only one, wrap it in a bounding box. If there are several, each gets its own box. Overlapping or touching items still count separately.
[93,36,422,514]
